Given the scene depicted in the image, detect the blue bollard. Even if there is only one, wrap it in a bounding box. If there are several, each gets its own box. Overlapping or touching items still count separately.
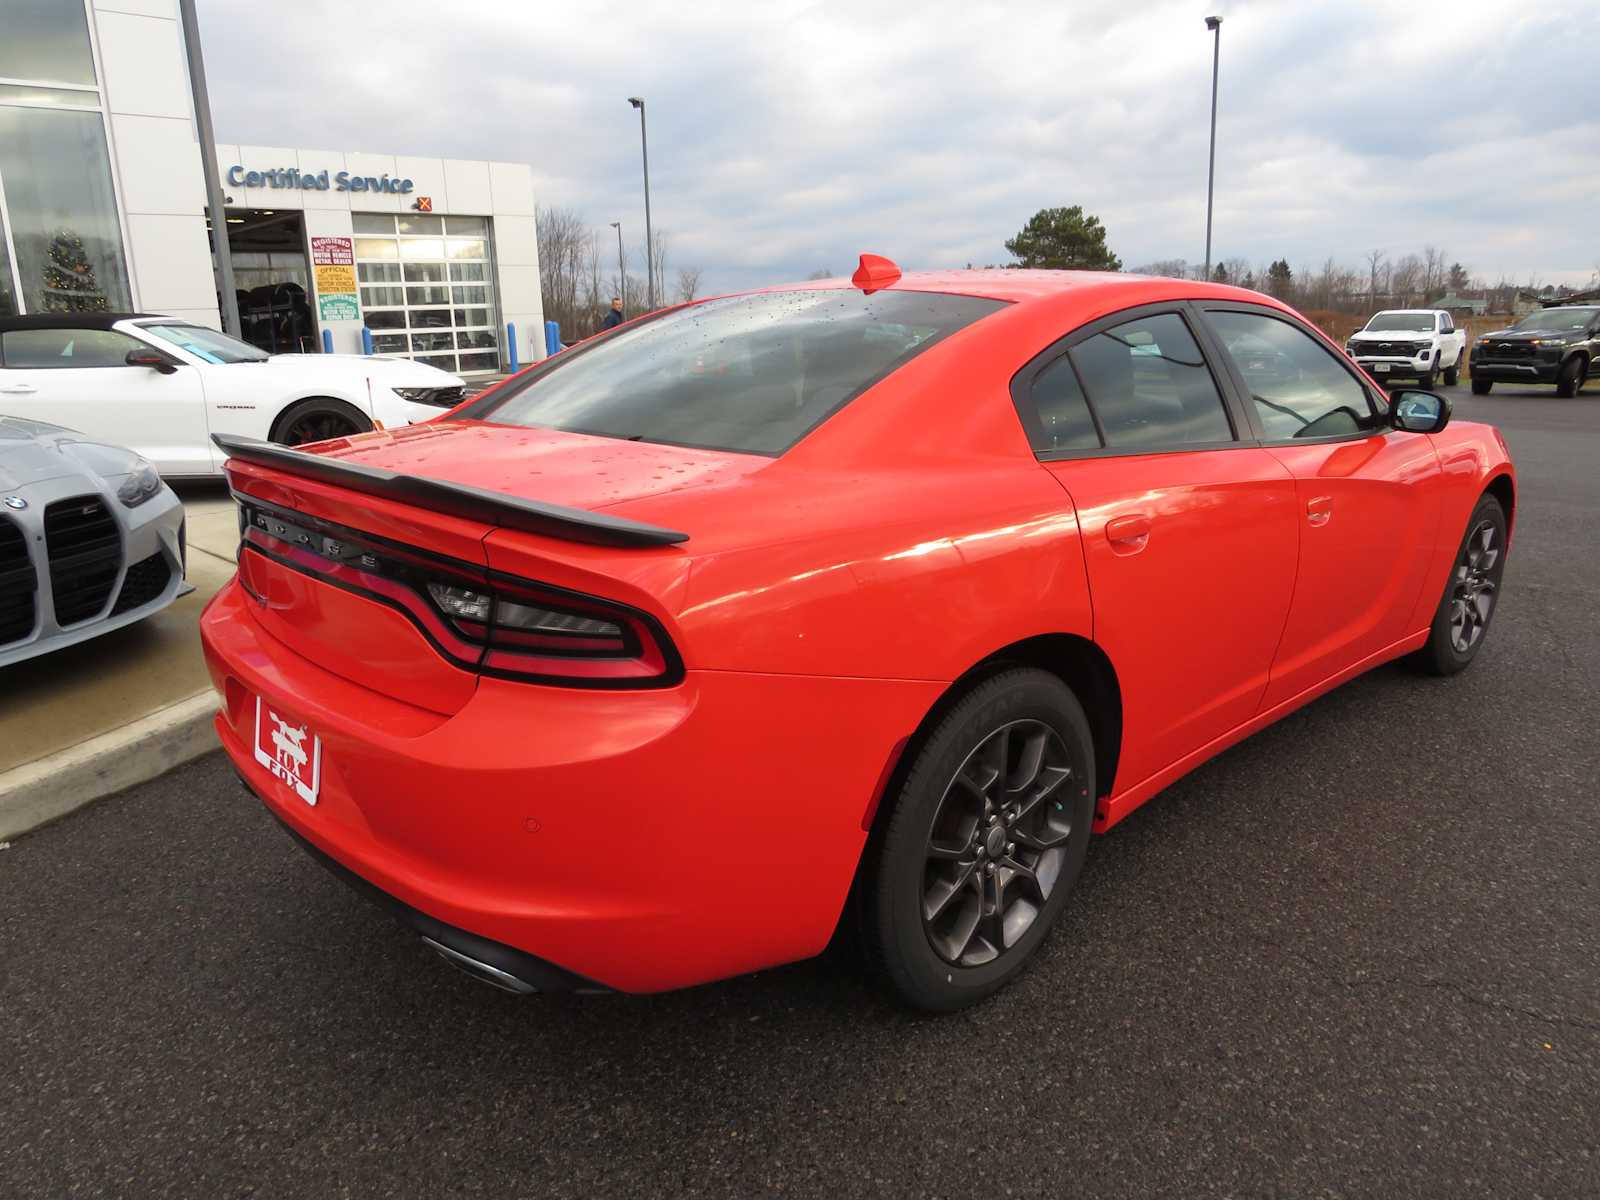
[545,320,561,356]
[361,327,374,355]
[507,322,519,373]
[321,328,334,354]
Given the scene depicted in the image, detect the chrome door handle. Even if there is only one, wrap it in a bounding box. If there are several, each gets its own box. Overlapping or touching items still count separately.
[0,384,38,394]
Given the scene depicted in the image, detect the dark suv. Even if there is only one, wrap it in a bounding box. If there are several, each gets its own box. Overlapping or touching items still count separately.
[1469,306,1599,397]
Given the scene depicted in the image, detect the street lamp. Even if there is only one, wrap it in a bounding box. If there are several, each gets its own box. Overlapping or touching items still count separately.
[1203,15,1222,282]
[608,221,626,308]
[627,96,655,310]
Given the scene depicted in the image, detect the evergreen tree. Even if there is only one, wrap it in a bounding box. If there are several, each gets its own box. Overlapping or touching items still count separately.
[1212,263,1229,283]
[1242,270,1256,291]
[1266,258,1294,299]
[1004,206,1122,271]
[40,230,108,313]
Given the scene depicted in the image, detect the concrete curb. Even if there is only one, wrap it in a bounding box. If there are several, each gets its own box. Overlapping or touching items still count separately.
[0,691,219,841]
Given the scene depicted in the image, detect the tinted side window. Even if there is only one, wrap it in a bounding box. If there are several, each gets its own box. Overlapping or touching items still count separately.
[1023,355,1100,452]
[1208,311,1375,440]
[1,328,143,369]
[1069,313,1233,448]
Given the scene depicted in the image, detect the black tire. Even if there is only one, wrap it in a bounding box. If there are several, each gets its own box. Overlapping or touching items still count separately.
[857,669,1096,1012]
[1408,494,1507,676]
[1471,377,1492,395]
[270,396,372,447]
[1443,352,1461,387]
[1555,356,1585,398]
[1419,358,1438,390]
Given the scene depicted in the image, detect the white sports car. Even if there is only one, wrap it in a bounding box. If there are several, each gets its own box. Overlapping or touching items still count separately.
[0,314,468,477]
[1,414,186,668]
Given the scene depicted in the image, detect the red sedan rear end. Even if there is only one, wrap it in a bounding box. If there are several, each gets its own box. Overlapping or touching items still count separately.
[201,265,1514,1010]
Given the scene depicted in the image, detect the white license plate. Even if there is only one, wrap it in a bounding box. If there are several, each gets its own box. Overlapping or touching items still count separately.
[1371,363,1390,373]
[252,695,323,806]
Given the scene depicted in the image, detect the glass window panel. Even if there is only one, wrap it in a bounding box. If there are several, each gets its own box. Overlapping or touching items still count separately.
[357,261,401,283]
[402,262,445,283]
[411,331,456,353]
[372,333,408,353]
[444,216,487,236]
[0,84,100,107]
[399,238,445,262]
[354,238,398,261]
[459,351,500,372]
[0,236,17,317]
[446,238,487,261]
[363,310,406,330]
[0,328,144,368]
[351,214,396,235]
[360,286,404,307]
[1069,313,1234,448]
[406,285,449,305]
[397,214,443,235]
[448,262,486,282]
[0,1,96,85]
[1024,355,1101,452]
[1208,311,1376,440]
[452,285,488,305]
[0,107,131,314]
[453,307,491,328]
[457,329,497,350]
[416,352,459,372]
[408,308,451,329]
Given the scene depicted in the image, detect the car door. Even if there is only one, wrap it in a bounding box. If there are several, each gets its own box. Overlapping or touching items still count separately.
[1197,304,1443,711]
[1013,304,1300,789]
[0,325,209,474]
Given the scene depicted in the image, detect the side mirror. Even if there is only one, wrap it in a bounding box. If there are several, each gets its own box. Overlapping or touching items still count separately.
[125,348,177,374]
[1391,389,1450,434]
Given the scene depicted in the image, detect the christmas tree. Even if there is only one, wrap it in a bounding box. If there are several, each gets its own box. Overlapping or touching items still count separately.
[40,230,108,313]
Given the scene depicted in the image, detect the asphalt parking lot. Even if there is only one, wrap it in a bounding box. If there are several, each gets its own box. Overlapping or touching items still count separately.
[2,383,1596,1199]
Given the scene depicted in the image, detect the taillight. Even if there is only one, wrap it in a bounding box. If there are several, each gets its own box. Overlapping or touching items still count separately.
[238,499,681,687]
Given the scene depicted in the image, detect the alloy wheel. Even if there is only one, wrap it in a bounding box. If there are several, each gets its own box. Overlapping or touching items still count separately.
[921,719,1078,967]
[284,411,361,446]
[1449,519,1501,654]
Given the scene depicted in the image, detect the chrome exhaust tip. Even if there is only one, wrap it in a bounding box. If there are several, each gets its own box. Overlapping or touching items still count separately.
[420,936,537,994]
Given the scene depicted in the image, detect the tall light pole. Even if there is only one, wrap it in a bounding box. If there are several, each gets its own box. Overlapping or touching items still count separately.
[627,96,655,310]
[178,0,240,337]
[1203,15,1223,282]
[609,221,626,308]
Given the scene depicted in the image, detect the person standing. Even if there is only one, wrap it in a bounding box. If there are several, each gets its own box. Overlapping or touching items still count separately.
[601,296,624,330]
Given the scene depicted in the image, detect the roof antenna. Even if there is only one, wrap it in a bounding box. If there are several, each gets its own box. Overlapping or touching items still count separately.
[851,254,901,294]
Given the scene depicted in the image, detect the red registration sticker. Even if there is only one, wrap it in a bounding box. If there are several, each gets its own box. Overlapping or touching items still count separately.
[253,696,322,807]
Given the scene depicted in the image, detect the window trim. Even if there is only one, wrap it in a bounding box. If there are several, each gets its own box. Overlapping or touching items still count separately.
[1010,300,1254,463]
[0,326,150,370]
[1191,301,1393,448]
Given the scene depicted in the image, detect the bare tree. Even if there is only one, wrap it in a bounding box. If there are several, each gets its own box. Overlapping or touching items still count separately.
[1391,254,1423,305]
[648,229,670,309]
[1421,245,1446,301]
[806,268,834,280]
[1221,256,1252,287]
[1129,259,1189,279]
[675,266,702,303]
[536,205,591,344]
[1365,249,1388,309]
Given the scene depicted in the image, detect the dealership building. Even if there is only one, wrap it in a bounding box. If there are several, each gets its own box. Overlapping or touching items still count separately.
[0,0,546,377]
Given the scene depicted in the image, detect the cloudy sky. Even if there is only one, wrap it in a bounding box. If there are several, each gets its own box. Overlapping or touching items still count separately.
[200,0,1600,296]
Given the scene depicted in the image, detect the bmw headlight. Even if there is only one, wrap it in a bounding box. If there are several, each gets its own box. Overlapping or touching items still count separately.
[117,458,163,508]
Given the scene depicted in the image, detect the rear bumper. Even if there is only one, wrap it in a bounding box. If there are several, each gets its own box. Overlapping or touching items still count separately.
[201,579,942,993]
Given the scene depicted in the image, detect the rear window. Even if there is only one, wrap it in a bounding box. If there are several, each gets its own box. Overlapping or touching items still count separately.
[471,289,1007,455]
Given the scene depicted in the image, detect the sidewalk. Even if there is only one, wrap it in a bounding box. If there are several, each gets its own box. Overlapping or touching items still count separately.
[0,483,237,838]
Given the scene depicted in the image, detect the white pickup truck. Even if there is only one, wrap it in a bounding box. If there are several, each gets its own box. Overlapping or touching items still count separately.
[1345,309,1467,388]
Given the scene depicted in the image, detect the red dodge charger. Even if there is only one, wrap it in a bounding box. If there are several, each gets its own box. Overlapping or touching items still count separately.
[201,260,1515,1011]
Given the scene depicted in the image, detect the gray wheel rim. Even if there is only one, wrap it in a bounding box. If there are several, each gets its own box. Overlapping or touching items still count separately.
[921,719,1077,967]
[1449,519,1501,654]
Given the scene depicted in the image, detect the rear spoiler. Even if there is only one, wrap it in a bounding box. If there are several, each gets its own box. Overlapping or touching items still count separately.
[211,434,689,548]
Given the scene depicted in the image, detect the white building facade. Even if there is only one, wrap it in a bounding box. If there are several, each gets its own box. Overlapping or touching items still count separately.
[0,0,545,376]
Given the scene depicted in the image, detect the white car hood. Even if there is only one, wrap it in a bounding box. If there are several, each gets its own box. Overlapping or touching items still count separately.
[261,353,461,385]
